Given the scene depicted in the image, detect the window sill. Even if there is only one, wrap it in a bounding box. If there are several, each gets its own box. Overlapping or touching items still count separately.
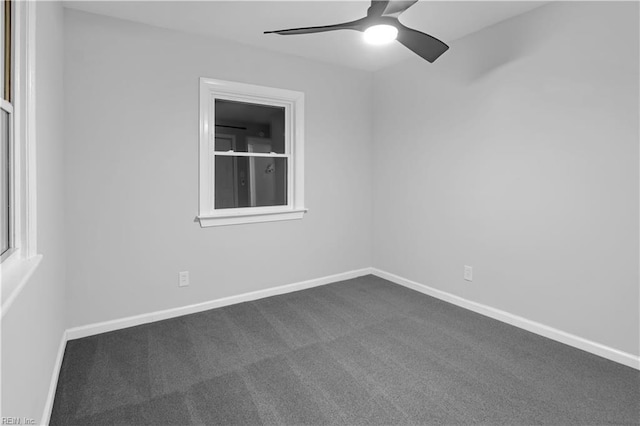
[197,208,308,227]
[1,253,43,318]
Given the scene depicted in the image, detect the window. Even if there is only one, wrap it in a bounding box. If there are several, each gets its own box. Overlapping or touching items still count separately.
[198,78,306,227]
[0,0,38,290]
[1,0,13,260]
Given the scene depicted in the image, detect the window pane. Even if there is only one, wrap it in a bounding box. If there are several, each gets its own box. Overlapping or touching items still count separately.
[1,109,9,255]
[214,99,285,154]
[4,0,12,102]
[215,156,287,209]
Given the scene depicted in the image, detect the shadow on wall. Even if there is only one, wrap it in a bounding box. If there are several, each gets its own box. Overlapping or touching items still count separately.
[438,9,550,85]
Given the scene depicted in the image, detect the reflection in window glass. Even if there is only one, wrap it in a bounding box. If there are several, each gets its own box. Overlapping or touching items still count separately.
[215,156,287,209]
[214,99,285,153]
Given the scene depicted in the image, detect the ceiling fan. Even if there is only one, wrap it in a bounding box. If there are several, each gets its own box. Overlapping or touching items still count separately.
[264,0,449,63]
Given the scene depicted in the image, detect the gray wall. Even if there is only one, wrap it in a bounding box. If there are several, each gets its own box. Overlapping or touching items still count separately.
[63,10,373,328]
[1,2,67,421]
[372,1,639,356]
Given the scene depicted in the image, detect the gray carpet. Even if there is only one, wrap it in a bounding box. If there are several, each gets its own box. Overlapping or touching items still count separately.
[50,275,640,425]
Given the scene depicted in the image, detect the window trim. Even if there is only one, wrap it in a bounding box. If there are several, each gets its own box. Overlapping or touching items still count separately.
[197,78,307,227]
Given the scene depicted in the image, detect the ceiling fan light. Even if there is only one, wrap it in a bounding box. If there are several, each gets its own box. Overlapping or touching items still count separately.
[363,24,398,45]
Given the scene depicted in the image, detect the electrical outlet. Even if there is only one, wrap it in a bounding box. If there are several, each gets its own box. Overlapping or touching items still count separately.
[179,271,189,287]
[464,265,473,282]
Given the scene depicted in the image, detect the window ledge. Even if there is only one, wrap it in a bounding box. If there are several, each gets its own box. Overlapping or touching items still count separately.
[1,254,43,318]
[197,208,308,227]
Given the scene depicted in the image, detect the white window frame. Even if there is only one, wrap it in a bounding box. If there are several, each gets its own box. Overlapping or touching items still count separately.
[197,78,307,227]
[1,1,40,317]
[1,98,14,261]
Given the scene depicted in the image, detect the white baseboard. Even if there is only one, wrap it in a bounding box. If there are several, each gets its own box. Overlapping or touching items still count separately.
[371,268,640,371]
[41,330,67,425]
[66,268,373,341]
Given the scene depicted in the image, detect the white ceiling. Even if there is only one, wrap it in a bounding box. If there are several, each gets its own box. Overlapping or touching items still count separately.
[64,1,548,71]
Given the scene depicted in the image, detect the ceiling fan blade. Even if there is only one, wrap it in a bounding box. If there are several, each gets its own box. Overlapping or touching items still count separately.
[265,18,368,36]
[395,23,449,63]
[381,1,419,17]
[367,1,390,18]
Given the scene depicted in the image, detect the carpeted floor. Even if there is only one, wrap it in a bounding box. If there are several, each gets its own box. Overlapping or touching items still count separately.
[50,275,640,425]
